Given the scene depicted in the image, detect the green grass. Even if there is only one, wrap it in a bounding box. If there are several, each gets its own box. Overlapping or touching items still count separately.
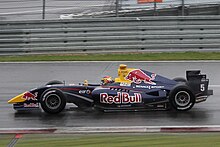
[0,135,14,146]
[1,52,220,62]
[1,52,220,146]
[5,133,220,147]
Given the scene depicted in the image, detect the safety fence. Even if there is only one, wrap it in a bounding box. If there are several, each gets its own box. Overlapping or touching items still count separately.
[61,3,220,19]
[1,16,220,55]
[1,0,220,21]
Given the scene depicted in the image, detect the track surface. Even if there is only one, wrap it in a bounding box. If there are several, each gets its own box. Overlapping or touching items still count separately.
[0,61,219,128]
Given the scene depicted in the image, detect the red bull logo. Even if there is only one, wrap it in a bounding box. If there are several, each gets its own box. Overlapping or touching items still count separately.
[126,69,156,85]
[100,92,142,104]
[22,92,38,101]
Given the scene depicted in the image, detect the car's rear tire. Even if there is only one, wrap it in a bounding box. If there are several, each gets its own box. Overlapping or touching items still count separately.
[173,77,187,83]
[169,85,195,111]
[40,89,66,114]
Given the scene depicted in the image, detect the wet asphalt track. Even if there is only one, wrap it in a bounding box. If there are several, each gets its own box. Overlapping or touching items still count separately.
[0,61,220,128]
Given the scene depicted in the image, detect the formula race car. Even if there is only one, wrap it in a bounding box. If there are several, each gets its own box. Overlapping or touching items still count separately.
[8,64,213,114]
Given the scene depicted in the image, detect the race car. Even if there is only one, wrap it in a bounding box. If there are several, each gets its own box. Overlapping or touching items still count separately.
[8,64,213,114]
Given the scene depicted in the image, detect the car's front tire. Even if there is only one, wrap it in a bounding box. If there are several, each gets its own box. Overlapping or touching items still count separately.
[40,89,66,114]
[45,80,64,86]
[169,85,195,111]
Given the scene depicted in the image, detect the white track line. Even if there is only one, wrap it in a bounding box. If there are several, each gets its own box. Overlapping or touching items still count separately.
[210,85,220,88]
[1,60,220,64]
[2,126,220,133]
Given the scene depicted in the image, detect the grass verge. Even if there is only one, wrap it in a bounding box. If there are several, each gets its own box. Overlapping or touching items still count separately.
[0,135,14,146]
[1,52,220,62]
[7,133,220,147]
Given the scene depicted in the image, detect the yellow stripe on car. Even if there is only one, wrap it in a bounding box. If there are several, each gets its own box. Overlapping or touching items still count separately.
[8,92,26,104]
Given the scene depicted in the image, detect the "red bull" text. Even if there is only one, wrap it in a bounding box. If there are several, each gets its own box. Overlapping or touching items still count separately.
[24,103,39,108]
[100,92,142,104]
[126,69,156,85]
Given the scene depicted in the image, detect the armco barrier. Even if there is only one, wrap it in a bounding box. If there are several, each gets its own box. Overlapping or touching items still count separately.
[1,16,220,55]
[1,126,220,134]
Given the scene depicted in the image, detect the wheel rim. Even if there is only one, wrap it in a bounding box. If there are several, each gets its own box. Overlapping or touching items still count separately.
[174,91,190,107]
[45,94,61,110]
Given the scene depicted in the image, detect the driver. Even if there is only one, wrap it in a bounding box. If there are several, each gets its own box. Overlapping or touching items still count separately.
[101,76,114,85]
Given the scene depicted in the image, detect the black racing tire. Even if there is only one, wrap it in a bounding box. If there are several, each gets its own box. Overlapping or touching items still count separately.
[45,80,64,86]
[169,85,195,111]
[40,88,66,114]
[173,77,187,83]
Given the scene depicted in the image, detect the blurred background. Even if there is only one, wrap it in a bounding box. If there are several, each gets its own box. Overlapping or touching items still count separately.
[0,0,220,21]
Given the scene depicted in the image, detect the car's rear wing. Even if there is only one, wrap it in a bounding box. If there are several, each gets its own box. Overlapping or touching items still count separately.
[186,70,213,97]
[186,70,206,81]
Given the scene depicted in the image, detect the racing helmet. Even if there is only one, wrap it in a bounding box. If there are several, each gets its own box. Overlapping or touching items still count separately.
[101,76,114,85]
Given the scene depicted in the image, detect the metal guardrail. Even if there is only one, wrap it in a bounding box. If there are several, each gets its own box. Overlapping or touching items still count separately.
[1,16,220,55]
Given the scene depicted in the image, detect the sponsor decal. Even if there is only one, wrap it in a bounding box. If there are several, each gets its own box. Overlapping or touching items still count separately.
[79,90,91,94]
[136,85,164,89]
[119,83,131,87]
[22,92,38,101]
[100,92,142,104]
[126,69,156,85]
[117,105,131,108]
[24,103,39,108]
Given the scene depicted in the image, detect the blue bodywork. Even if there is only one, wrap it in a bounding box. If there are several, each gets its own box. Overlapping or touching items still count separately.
[11,68,212,112]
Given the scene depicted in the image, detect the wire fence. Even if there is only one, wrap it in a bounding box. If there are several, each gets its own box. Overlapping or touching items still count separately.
[0,0,114,20]
[0,0,220,20]
[122,0,220,9]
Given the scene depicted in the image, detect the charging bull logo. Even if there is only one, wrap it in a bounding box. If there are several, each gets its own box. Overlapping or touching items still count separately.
[100,92,142,104]
[126,69,156,85]
[22,92,38,101]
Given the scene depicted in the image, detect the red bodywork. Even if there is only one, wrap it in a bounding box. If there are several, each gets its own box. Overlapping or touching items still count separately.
[126,69,156,85]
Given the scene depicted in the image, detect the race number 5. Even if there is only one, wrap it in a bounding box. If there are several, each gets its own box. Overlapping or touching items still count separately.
[200,84,205,92]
